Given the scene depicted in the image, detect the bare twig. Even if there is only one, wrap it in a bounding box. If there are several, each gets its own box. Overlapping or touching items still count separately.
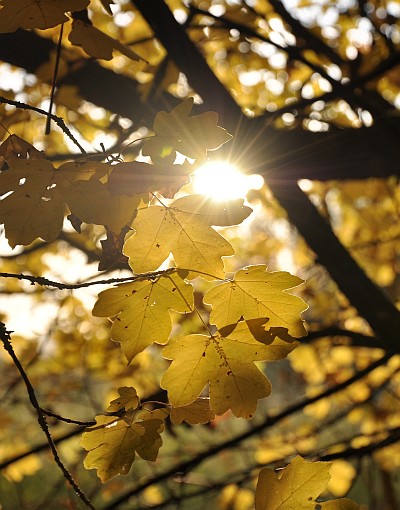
[45,23,64,135]
[0,322,96,510]
[40,407,96,427]
[0,267,177,290]
[101,351,393,509]
[0,95,86,154]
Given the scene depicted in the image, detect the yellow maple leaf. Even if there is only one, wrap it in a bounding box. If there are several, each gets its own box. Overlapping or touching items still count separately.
[108,161,191,198]
[161,321,297,418]
[59,161,142,233]
[69,19,145,61]
[255,456,359,510]
[92,272,193,363]
[0,159,64,247]
[124,195,252,280]
[170,398,216,425]
[81,408,168,483]
[107,387,140,413]
[142,97,232,162]
[204,265,308,337]
[0,0,89,33]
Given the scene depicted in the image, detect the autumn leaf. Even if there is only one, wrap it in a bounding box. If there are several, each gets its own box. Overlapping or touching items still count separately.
[170,398,216,425]
[0,108,30,145]
[108,161,191,198]
[169,194,253,226]
[107,387,140,413]
[92,271,193,363]
[59,161,142,233]
[255,456,360,510]
[98,226,130,271]
[142,97,232,162]
[161,321,297,418]
[124,195,252,280]
[0,134,44,162]
[0,159,64,247]
[0,155,146,247]
[81,408,168,483]
[69,19,145,61]
[204,265,308,337]
[0,0,90,33]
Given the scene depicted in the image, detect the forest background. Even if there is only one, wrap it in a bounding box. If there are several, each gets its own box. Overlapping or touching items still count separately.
[0,0,400,509]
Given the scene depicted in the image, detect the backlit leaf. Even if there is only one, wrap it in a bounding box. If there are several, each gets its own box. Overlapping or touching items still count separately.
[108,161,191,198]
[0,0,89,32]
[69,19,145,61]
[0,159,64,247]
[170,195,252,226]
[0,134,43,161]
[205,265,308,337]
[81,408,167,483]
[255,456,359,510]
[142,98,232,161]
[92,272,193,362]
[107,387,140,413]
[124,196,251,280]
[161,321,297,418]
[60,161,142,233]
[170,398,215,425]
[321,500,360,510]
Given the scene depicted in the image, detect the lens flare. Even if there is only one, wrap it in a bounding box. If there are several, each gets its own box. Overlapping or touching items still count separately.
[193,161,263,201]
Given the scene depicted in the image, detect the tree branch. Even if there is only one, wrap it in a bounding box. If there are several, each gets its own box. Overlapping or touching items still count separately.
[133,0,400,354]
[101,351,392,509]
[0,267,177,290]
[1,30,400,180]
[0,95,86,154]
[0,322,96,510]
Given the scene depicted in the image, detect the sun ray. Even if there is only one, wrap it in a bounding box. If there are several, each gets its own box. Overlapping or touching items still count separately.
[193,160,263,202]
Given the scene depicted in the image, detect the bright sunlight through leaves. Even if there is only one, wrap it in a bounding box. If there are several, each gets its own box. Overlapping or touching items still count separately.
[193,161,264,201]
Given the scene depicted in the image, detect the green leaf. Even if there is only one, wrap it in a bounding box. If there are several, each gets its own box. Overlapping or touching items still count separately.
[161,321,297,418]
[124,196,251,280]
[92,272,193,362]
[204,265,308,337]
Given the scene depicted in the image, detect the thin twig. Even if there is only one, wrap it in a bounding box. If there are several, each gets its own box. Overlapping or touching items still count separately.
[0,322,97,510]
[0,95,86,154]
[46,23,64,135]
[102,351,393,509]
[0,267,177,290]
[40,407,96,427]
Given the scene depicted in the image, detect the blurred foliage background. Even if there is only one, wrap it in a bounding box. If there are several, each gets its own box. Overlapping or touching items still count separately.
[0,0,400,508]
